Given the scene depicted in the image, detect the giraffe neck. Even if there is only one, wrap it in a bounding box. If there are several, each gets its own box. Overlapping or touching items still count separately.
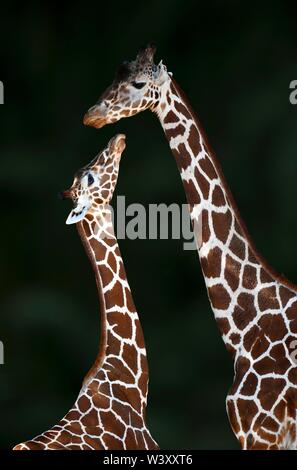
[76,208,148,392]
[154,78,297,354]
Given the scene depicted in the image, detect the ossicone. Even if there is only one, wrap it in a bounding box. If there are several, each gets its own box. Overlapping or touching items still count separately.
[136,43,157,64]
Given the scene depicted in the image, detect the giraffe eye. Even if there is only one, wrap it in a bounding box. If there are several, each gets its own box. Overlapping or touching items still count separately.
[131,81,146,89]
[87,173,94,186]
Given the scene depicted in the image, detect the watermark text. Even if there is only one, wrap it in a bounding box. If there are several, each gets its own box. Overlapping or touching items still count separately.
[112,196,197,250]
[0,341,4,364]
[289,80,297,104]
[0,81,3,104]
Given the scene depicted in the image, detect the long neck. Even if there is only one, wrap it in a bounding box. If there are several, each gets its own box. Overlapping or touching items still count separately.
[154,78,297,354]
[76,208,149,392]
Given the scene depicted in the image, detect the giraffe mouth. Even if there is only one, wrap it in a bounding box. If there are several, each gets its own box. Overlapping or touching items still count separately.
[60,188,74,200]
[83,110,107,129]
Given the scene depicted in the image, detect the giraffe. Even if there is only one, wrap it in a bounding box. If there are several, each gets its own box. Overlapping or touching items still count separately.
[83,45,297,449]
[13,134,158,450]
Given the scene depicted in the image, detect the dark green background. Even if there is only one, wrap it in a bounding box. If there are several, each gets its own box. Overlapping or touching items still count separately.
[1,0,297,450]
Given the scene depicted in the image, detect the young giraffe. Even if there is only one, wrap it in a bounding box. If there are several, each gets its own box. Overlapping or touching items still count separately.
[13,134,158,450]
[83,45,297,449]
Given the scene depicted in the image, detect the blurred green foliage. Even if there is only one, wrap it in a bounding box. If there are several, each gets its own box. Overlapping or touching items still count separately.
[1,0,297,450]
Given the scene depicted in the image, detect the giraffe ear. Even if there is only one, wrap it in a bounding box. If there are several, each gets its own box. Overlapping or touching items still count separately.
[66,203,89,225]
[136,43,156,64]
[155,61,169,86]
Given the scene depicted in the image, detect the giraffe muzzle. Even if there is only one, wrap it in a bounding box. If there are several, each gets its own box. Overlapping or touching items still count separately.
[83,106,107,129]
[60,189,73,200]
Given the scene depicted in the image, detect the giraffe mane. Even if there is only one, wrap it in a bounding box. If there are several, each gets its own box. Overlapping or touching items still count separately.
[171,78,297,292]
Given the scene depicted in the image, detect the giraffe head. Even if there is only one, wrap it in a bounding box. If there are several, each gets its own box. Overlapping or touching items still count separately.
[62,134,126,225]
[83,44,171,129]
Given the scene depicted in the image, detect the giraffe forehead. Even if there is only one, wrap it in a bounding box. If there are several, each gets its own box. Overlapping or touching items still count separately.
[113,64,156,92]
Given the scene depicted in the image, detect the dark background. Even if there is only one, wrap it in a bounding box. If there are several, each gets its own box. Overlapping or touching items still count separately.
[1,0,297,450]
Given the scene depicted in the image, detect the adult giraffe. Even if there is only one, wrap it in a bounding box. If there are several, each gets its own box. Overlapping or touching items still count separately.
[13,134,158,450]
[83,45,297,449]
